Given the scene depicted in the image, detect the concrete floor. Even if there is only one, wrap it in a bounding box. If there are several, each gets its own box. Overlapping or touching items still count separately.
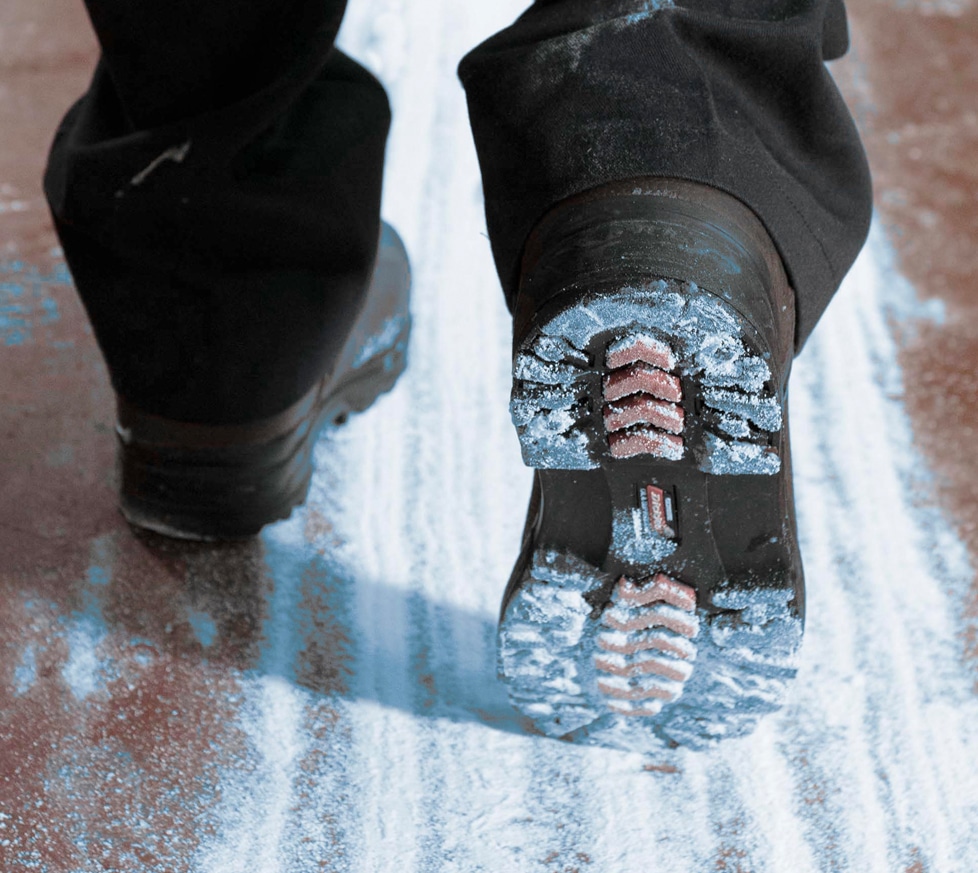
[1,1,977,871]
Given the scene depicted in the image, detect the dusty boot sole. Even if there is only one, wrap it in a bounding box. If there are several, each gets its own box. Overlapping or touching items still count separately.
[499,182,804,752]
[117,222,411,541]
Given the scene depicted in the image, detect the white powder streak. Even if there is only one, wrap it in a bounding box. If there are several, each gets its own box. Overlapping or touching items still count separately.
[788,226,978,870]
[196,524,309,873]
[13,644,36,696]
[252,675,306,873]
[61,536,115,701]
[725,728,821,873]
[60,617,106,701]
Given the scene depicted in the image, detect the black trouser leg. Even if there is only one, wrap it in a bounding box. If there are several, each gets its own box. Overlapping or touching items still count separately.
[44,0,391,423]
[459,0,872,348]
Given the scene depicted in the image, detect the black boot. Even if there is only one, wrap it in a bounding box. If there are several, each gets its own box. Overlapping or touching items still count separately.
[498,178,804,752]
[116,223,411,540]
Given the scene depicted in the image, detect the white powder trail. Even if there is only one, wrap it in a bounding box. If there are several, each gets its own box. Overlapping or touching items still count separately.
[819,276,951,866]
[789,366,895,871]
[725,730,821,873]
[787,226,978,870]
[60,617,107,701]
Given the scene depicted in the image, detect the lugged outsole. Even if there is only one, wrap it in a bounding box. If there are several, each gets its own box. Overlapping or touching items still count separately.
[501,280,802,751]
[500,551,801,753]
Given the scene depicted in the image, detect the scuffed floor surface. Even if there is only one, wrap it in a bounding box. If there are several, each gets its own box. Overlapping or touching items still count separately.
[2,1,978,871]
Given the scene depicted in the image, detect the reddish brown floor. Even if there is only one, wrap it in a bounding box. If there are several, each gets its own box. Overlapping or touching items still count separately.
[1,1,977,868]
[0,0,106,576]
[0,11,260,868]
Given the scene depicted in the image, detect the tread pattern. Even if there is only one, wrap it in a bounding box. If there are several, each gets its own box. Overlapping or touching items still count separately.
[498,552,802,752]
[510,282,783,475]
[501,280,801,751]
[653,584,802,748]
[604,335,686,461]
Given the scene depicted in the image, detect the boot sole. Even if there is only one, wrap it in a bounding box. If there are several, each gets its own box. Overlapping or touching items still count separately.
[500,278,803,752]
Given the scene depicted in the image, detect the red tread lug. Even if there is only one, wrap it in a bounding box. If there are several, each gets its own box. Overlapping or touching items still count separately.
[594,656,689,683]
[585,338,706,721]
[603,363,682,403]
[609,429,684,460]
[615,574,696,612]
[601,610,698,638]
[606,337,676,372]
[603,395,684,434]
[596,634,693,659]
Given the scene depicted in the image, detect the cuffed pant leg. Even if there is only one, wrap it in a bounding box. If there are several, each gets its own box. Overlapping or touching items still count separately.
[459,0,872,348]
[45,0,392,423]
